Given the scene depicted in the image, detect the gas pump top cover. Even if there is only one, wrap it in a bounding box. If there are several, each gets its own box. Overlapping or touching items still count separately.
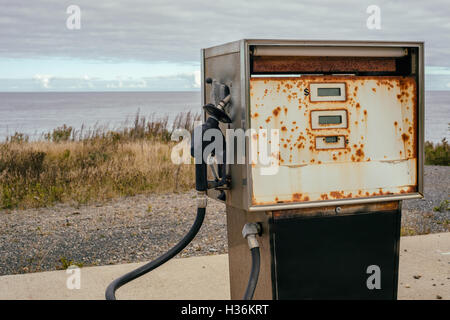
[202,40,424,211]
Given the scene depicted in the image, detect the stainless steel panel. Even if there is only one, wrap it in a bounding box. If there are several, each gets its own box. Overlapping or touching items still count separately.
[203,51,249,209]
[226,206,273,300]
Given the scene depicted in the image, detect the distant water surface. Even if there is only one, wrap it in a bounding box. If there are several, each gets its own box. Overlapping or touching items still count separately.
[0,91,201,140]
[0,91,448,143]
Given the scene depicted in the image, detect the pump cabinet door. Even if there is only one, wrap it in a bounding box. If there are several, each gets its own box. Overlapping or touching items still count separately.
[271,211,401,300]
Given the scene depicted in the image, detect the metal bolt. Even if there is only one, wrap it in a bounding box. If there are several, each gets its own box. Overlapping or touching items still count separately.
[335,206,342,214]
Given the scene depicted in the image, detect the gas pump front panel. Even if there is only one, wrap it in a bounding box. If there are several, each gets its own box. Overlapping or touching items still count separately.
[249,75,418,206]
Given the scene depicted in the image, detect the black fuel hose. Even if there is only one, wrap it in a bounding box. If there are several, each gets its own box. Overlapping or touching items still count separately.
[243,247,261,300]
[105,207,206,300]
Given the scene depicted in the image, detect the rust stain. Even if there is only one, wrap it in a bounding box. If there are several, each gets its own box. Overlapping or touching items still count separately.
[356,149,364,158]
[401,133,409,142]
[272,106,281,116]
[292,193,302,201]
[330,191,345,199]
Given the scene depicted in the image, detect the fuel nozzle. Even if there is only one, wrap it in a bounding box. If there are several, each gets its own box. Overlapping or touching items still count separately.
[203,78,232,123]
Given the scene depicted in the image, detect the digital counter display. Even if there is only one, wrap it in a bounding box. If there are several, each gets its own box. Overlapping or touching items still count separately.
[317,88,341,97]
[318,115,342,125]
[324,136,339,143]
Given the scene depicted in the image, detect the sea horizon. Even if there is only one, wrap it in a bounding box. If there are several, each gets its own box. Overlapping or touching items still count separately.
[0,90,448,143]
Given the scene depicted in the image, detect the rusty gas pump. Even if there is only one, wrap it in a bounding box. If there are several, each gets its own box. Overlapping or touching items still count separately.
[201,40,424,299]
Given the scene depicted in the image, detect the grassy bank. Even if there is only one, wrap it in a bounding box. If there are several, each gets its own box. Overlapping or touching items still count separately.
[0,113,448,210]
[0,113,199,209]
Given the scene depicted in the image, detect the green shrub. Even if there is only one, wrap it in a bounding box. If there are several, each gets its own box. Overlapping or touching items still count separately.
[45,124,73,143]
[433,200,449,212]
[425,138,449,166]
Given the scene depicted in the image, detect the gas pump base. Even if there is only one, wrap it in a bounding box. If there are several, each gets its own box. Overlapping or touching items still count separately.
[227,201,401,300]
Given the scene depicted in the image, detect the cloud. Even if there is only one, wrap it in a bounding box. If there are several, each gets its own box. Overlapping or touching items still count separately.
[32,74,53,88]
[426,66,450,75]
[0,72,202,92]
[193,70,201,88]
[0,0,449,67]
[1,1,450,91]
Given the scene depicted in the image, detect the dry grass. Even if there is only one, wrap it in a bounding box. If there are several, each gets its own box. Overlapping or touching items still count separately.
[0,112,198,209]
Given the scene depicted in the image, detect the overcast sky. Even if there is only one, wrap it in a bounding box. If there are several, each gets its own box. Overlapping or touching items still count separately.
[1,0,450,91]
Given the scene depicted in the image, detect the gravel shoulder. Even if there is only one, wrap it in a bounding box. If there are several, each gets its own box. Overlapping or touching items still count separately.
[0,165,448,276]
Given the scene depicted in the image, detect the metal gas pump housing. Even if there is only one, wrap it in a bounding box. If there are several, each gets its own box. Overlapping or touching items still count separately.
[201,40,424,299]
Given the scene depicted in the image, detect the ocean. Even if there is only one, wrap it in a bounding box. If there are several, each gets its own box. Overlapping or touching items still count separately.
[0,91,448,143]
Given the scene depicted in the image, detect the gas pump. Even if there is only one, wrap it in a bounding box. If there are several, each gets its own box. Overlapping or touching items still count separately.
[106,39,424,300]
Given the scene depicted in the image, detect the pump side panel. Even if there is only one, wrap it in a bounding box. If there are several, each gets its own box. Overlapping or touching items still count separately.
[204,51,249,209]
[249,76,417,205]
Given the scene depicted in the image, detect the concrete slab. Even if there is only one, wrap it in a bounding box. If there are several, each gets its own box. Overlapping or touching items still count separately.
[398,232,449,300]
[0,233,448,300]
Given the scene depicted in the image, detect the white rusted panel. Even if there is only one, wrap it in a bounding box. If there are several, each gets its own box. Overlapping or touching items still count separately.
[249,76,417,205]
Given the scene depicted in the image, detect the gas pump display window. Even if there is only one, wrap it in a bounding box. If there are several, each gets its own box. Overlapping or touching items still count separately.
[311,110,348,129]
[315,135,346,149]
[310,83,346,101]
[317,87,341,97]
[318,115,342,125]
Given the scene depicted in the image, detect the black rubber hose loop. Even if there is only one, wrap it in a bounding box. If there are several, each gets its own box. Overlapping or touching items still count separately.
[105,207,206,300]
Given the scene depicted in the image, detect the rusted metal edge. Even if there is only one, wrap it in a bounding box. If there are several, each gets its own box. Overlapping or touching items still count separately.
[252,56,398,73]
[272,201,399,220]
[247,193,423,212]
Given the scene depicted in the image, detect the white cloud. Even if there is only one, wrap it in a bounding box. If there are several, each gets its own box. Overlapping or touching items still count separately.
[2,1,450,91]
[11,73,201,91]
[426,66,450,75]
[193,70,201,88]
[32,74,53,88]
[0,0,449,67]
